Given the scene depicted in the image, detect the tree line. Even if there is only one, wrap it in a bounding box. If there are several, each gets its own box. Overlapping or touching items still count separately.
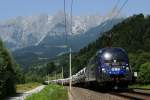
[72,14,150,84]
[0,40,24,98]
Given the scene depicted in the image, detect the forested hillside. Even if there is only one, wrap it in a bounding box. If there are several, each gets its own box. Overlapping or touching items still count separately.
[71,14,150,83]
[0,40,23,98]
[74,14,150,68]
[26,14,150,84]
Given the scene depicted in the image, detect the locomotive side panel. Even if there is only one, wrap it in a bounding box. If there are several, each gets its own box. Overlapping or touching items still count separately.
[85,56,97,82]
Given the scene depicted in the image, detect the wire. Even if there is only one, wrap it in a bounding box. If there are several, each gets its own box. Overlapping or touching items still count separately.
[107,0,129,32]
[64,0,68,47]
[108,0,129,47]
[103,0,128,32]
[110,0,120,17]
[70,0,74,49]
[70,0,74,35]
[98,0,120,36]
[114,0,128,18]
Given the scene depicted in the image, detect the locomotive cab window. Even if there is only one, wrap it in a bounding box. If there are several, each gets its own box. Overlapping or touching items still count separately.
[102,49,128,64]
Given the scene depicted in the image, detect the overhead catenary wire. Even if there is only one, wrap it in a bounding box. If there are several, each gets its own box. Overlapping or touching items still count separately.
[108,0,129,32]
[113,0,128,19]
[70,0,74,49]
[101,0,128,32]
[97,0,120,37]
[64,0,68,47]
[113,0,120,11]
[105,0,128,29]
[109,0,120,18]
[70,0,74,35]
[107,0,129,47]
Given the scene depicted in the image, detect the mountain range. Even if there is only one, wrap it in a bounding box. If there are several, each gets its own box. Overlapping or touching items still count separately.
[0,11,123,67]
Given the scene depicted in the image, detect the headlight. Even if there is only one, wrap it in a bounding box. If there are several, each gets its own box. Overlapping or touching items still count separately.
[104,52,112,60]
[102,68,105,71]
[102,68,106,73]
[122,66,125,68]
[112,68,120,71]
[126,67,129,70]
[112,68,115,71]
[115,68,118,71]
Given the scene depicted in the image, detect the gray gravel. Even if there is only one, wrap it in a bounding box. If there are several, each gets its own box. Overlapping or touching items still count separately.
[68,87,127,100]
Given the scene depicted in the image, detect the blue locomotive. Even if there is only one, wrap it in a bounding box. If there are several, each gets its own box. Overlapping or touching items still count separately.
[85,47,133,89]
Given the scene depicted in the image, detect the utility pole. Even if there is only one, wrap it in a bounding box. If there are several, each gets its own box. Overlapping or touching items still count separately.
[69,48,72,91]
[62,66,64,86]
[109,32,112,47]
[55,71,57,84]
[69,0,73,91]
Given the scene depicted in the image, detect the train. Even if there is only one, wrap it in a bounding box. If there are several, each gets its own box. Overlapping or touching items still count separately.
[46,47,133,89]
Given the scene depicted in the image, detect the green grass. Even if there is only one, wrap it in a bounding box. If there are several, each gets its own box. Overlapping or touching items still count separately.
[25,84,68,100]
[129,84,150,89]
[16,82,41,93]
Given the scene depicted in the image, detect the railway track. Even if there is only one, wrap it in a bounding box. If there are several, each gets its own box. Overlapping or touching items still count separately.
[108,88,150,100]
[68,87,150,100]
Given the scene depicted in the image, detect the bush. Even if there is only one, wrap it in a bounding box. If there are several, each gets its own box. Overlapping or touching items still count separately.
[25,74,46,83]
[138,62,150,84]
[0,40,18,98]
[136,53,150,71]
[128,52,150,72]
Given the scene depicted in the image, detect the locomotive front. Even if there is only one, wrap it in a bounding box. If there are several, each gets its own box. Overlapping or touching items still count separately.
[97,48,132,88]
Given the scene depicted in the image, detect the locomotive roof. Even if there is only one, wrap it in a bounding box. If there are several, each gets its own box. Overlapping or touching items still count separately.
[97,47,127,54]
[96,47,129,61]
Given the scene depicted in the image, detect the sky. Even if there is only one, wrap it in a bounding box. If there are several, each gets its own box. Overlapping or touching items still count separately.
[0,0,149,20]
